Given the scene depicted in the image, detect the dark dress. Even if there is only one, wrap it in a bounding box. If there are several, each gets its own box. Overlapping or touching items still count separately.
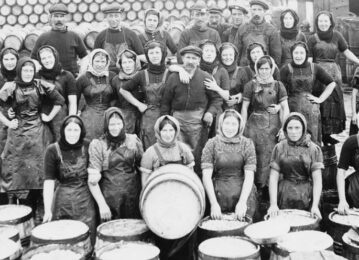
[139,30,177,55]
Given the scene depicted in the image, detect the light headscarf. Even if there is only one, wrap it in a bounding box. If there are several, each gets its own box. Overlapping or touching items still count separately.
[87,48,110,77]
[154,115,180,148]
[116,49,141,80]
[217,109,245,143]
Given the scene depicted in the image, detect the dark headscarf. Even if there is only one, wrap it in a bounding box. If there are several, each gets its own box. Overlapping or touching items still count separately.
[117,49,141,80]
[219,42,239,74]
[217,109,245,144]
[199,40,219,74]
[144,40,167,74]
[315,11,335,42]
[154,115,180,148]
[283,112,310,147]
[280,9,300,40]
[103,107,126,150]
[0,47,19,81]
[15,57,36,88]
[290,41,309,68]
[144,8,162,33]
[246,42,266,71]
[37,45,63,81]
[58,115,86,151]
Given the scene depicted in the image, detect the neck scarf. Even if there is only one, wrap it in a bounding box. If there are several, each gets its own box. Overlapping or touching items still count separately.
[315,11,335,42]
[38,45,63,80]
[154,115,181,148]
[280,9,299,40]
[87,49,110,77]
[144,41,167,75]
[58,115,86,151]
[217,109,245,144]
[0,47,18,81]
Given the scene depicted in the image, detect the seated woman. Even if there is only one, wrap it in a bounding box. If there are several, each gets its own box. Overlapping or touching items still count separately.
[201,109,257,220]
[268,112,323,219]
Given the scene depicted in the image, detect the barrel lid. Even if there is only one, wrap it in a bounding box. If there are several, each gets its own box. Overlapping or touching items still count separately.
[32,220,89,241]
[0,204,32,222]
[199,214,249,231]
[276,230,333,252]
[244,219,290,244]
[343,228,359,247]
[97,219,148,237]
[0,225,18,240]
[198,236,259,258]
[0,238,20,259]
[265,209,318,228]
[22,244,85,260]
[329,211,359,226]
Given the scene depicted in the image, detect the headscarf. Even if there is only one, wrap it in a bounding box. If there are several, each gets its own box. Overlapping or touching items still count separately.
[58,115,86,151]
[154,115,180,148]
[254,55,276,84]
[280,9,299,40]
[290,41,309,68]
[87,49,110,77]
[0,47,19,81]
[219,42,239,74]
[15,57,36,88]
[37,45,63,81]
[315,11,335,42]
[283,112,311,147]
[144,40,167,74]
[103,107,126,150]
[246,42,266,71]
[117,49,141,80]
[217,109,245,143]
[199,40,219,74]
[144,8,162,33]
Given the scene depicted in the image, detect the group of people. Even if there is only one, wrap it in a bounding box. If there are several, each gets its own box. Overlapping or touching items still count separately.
[0,0,359,259]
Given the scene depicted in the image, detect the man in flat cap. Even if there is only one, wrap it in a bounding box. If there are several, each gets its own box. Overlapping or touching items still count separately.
[234,0,281,66]
[207,4,230,43]
[94,3,145,73]
[223,4,248,43]
[161,46,222,174]
[176,1,221,63]
[31,3,88,77]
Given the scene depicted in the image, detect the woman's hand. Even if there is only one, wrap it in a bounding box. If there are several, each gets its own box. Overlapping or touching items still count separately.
[210,203,222,220]
[267,204,279,217]
[204,78,221,93]
[41,113,52,122]
[7,108,15,119]
[267,104,280,114]
[306,94,321,104]
[277,128,285,141]
[99,202,112,221]
[337,199,350,215]
[311,206,322,219]
[203,112,213,127]
[7,119,18,129]
[235,202,247,220]
[88,172,101,185]
[137,103,148,113]
[178,67,191,84]
[42,211,52,223]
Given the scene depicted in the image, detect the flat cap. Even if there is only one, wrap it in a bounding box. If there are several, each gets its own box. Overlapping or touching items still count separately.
[49,3,69,14]
[229,4,248,14]
[249,0,269,10]
[191,1,207,13]
[208,4,222,14]
[179,46,202,57]
[102,3,124,14]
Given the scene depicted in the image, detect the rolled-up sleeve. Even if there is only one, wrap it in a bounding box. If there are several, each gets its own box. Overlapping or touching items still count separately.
[88,139,105,171]
[310,144,324,172]
[201,138,215,170]
[243,138,256,172]
[270,144,281,172]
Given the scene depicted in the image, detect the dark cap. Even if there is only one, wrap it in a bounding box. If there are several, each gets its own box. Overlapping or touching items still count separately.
[102,3,124,14]
[229,4,248,14]
[179,46,202,57]
[191,1,207,13]
[249,0,269,10]
[49,3,69,14]
[208,4,222,14]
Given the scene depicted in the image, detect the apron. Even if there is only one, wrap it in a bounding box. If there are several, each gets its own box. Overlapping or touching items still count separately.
[228,27,238,44]
[225,66,241,112]
[1,84,52,191]
[287,63,321,144]
[346,134,359,208]
[104,28,129,73]
[240,27,268,66]
[280,34,300,67]
[80,76,113,141]
[141,69,168,150]
[99,143,141,219]
[52,143,97,244]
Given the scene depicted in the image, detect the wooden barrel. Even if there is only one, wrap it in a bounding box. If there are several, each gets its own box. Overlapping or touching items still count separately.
[95,219,152,252]
[0,238,22,260]
[22,244,87,260]
[169,22,185,45]
[198,236,260,260]
[23,30,42,52]
[140,164,205,240]
[3,30,26,51]
[30,219,92,258]
[84,30,99,50]
[95,241,160,260]
[0,30,6,50]
[0,205,34,247]
[264,209,320,232]
[321,145,338,190]
[0,225,20,247]
[197,214,251,245]
[342,228,359,260]
[271,230,333,259]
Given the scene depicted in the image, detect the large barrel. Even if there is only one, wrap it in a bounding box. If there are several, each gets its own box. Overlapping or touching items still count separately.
[3,29,26,51]
[169,21,185,45]
[321,145,338,190]
[0,238,22,260]
[0,225,21,247]
[95,219,152,252]
[95,241,160,260]
[23,30,42,52]
[198,236,260,260]
[342,228,359,260]
[22,244,87,260]
[84,30,99,50]
[140,164,205,240]
[0,205,34,247]
[30,219,92,258]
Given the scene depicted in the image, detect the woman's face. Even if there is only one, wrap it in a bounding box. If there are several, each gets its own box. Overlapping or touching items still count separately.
[292,45,307,65]
[258,62,272,80]
[222,115,239,138]
[39,49,55,70]
[250,46,264,63]
[64,122,81,145]
[202,44,217,63]
[21,64,35,83]
[93,53,108,72]
[108,116,123,137]
[160,123,176,143]
[221,47,235,66]
[121,55,136,75]
[286,119,303,142]
[147,46,162,65]
[2,53,17,71]
[283,12,295,29]
[317,14,331,32]
[145,14,159,32]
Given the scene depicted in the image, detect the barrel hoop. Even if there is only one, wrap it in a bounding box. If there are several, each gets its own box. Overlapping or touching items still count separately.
[97,230,150,242]
[31,230,89,245]
[0,212,32,225]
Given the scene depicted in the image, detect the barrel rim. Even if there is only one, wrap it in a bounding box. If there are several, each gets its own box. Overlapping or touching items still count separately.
[198,215,251,231]
[329,211,359,226]
[31,230,89,245]
[0,224,20,243]
[96,219,149,241]
[264,209,320,230]
[0,205,32,224]
[22,243,86,260]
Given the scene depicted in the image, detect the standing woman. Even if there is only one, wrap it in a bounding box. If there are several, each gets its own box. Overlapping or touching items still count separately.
[112,49,142,135]
[77,49,116,141]
[279,9,306,67]
[42,115,96,243]
[0,57,64,215]
[280,41,336,144]
[120,41,169,150]
[88,107,143,220]
[202,109,257,220]
[307,11,359,145]
[268,112,323,219]
[37,45,77,141]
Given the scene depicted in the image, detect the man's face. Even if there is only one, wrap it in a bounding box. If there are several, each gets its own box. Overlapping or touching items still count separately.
[208,13,221,27]
[231,9,245,26]
[251,4,265,22]
[182,53,200,71]
[191,10,207,27]
[50,13,66,30]
[107,12,122,29]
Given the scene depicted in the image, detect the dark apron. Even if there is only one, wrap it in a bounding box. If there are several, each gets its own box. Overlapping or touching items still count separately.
[224,66,241,112]
[52,143,97,244]
[141,69,168,150]
[280,35,300,67]
[99,144,141,219]
[104,28,129,73]
[346,134,359,208]
[240,29,268,66]
[287,63,321,144]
